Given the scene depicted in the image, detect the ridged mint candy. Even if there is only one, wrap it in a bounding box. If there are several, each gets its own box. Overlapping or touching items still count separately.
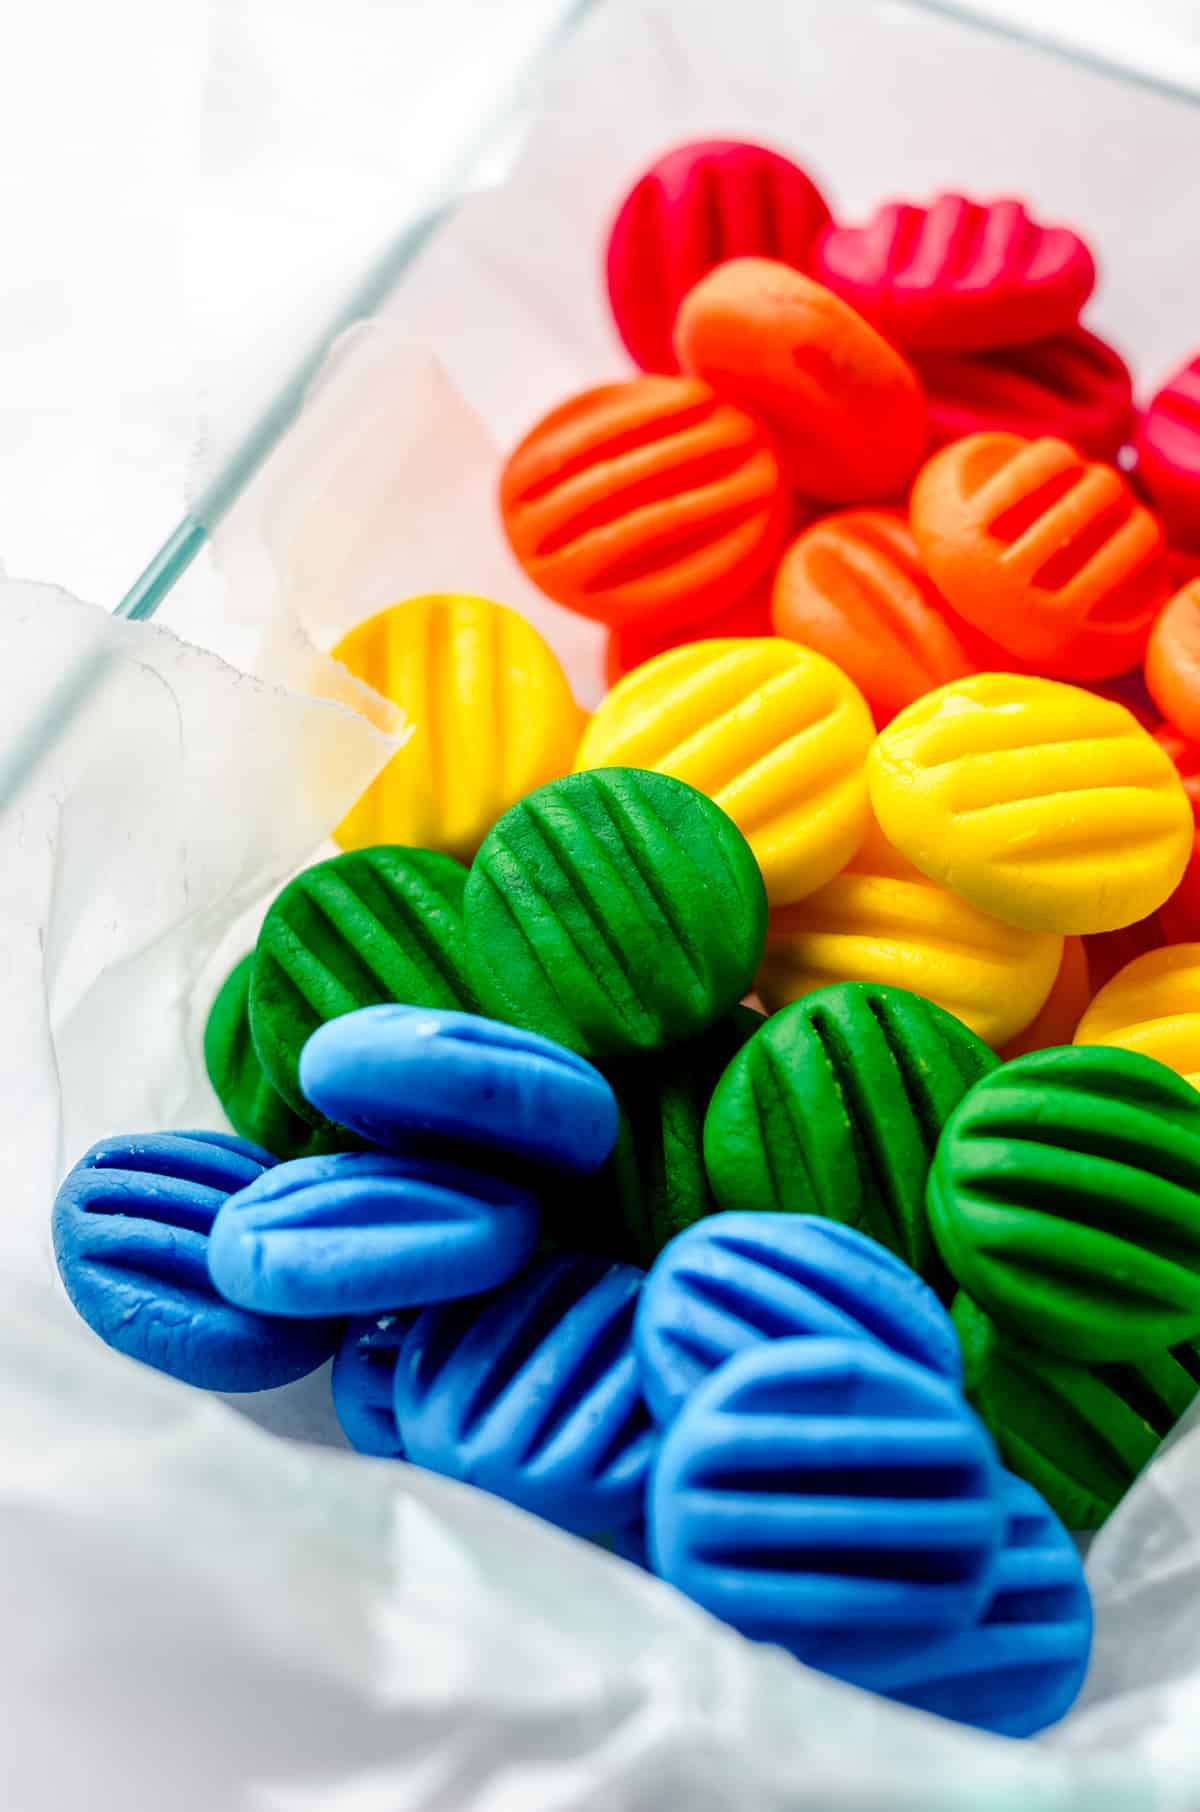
[250,845,476,1120]
[299,1004,618,1174]
[52,1131,339,1391]
[648,1337,1004,1685]
[464,769,767,1062]
[208,1150,540,1319]
[394,1252,655,1535]
[954,1293,1200,1529]
[876,1470,1092,1736]
[703,982,995,1287]
[205,954,358,1160]
[930,1046,1200,1362]
[636,1211,962,1428]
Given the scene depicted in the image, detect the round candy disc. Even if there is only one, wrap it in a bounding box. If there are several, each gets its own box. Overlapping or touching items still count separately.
[910,434,1167,680]
[207,1150,540,1319]
[249,844,476,1120]
[205,954,355,1160]
[394,1252,655,1535]
[869,673,1192,935]
[330,594,582,861]
[1075,942,1200,1090]
[299,1005,618,1174]
[53,1131,339,1392]
[953,1294,1198,1530]
[704,982,994,1286]
[635,1211,962,1428]
[330,1311,417,1458]
[754,818,1061,1047]
[499,376,788,633]
[877,1470,1092,1736]
[674,258,926,502]
[605,138,832,374]
[648,1337,1004,1684]
[464,769,767,1062]
[770,511,973,728]
[929,1046,1200,1362]
[575,638,873,908]
[811,194,1094,350]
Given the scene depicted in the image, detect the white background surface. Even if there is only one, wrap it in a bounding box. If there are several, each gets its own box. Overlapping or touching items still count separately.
[0,0,1198,624]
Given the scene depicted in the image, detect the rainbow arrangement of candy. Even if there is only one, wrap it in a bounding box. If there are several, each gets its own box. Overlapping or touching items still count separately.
[55,135,1200,1740]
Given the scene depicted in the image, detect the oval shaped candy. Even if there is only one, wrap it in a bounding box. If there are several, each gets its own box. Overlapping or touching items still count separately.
[1075,942,1200,1089]
[330,594,582,861]
[1145,578,1200,743]
[704,982,994,1285]
[910,433,1167,680]
[928,1045,1200,1362]
[811,194,1095,350]
[1134,353,1200,548]
[755,816,1062,1046]
[559,1007,764,1266]
[499,376,788,632]
[52,1131,339,1391]
[997,936,1090,1061]
[604,584,774,688]
[914,327,1133,460]
[869,674,1192,935]
[636,1211,962,1428]
[648,1337,1004,1684]
[953,1293,1199,1530]
[876,1470,1092,1736]
[605,138,832,374]
[249,844,476,1119]
[464,769,767,1062]
[207,1150,541,1319]
[330,1311,417,1458]
[205,954,354,1160]
[673,259,927,502]
[394,1252,655,1534]
[770,510,974,726]
[575,639,874,907]
[299,1005,618,1174]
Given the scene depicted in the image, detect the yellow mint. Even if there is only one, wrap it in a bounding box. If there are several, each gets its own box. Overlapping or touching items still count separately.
[868,672,1192,935]
[756,817,1062,1048]
[331,593,583,862]
[1076,943,1200,1091]
[575,636,873,907]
